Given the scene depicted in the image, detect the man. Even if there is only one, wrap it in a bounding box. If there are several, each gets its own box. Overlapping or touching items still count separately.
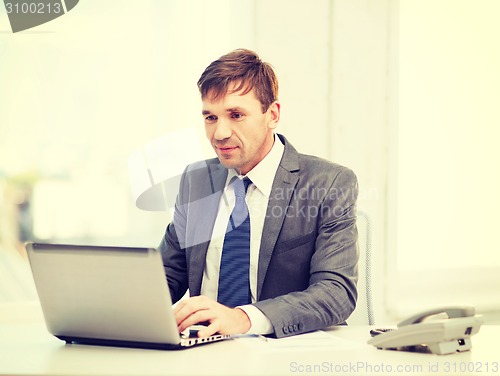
[159,49,358,339]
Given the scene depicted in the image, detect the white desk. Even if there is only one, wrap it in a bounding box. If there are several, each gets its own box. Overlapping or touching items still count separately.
[0,302,498,375]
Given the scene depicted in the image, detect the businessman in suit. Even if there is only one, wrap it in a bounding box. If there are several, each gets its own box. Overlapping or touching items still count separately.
[159,49,358,338]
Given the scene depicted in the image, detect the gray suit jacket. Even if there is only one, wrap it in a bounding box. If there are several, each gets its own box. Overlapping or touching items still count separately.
[159,134,359,338]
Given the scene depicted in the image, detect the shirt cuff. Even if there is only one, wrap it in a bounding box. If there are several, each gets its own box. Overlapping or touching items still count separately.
[237,304,274,335]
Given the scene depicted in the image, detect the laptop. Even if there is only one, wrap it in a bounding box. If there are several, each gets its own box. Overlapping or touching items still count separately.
[25,242,229,350]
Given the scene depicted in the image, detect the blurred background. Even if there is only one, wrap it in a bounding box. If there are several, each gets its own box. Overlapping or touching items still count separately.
[1,0,499,323]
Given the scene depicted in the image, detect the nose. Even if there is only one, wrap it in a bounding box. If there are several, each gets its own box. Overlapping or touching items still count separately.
[213,118,232,141]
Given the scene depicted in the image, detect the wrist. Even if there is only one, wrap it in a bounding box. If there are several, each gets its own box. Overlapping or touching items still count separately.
[235,308,252,334]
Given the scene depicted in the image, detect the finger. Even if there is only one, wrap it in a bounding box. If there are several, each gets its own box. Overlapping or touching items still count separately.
[197,321,221,338]
[172,299,187,315]
[174,297,210,325]
[177,309,214,333]
[173,295,208,314]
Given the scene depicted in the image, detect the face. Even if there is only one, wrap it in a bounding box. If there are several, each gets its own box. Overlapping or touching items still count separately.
[202,84,280,175]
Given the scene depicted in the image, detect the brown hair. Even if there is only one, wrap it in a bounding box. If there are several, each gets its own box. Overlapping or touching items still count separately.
[197,49,279,113]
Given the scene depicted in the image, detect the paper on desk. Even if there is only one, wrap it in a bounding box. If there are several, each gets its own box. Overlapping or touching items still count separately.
[234,331,364,352]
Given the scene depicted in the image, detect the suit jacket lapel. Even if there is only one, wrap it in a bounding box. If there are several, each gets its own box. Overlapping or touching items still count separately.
[188,162,228,296]
[257,135,300,299]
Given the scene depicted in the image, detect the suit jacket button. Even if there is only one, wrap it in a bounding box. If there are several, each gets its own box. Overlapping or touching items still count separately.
[288,325,294,332]
[293,324,299,331]
[283,327,289,334]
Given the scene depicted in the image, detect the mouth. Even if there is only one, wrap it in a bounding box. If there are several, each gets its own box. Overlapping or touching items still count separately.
[216,146,238,153]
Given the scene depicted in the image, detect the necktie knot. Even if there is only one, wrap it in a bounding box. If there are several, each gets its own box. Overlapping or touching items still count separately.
[232,177,252,199]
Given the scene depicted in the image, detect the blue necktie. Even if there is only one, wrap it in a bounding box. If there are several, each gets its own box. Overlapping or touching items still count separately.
[217,177,252,307]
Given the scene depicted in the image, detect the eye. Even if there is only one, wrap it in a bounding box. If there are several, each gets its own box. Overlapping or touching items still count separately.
[205,115,218,123]
[231,112,244,120]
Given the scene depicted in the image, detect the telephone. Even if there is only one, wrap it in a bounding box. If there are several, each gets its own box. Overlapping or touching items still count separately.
[368,306,483,355]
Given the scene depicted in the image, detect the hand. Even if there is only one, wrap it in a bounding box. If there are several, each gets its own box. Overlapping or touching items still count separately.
[173,296,251,337]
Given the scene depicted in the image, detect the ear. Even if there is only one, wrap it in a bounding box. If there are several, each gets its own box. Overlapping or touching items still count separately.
[267,101,280,130]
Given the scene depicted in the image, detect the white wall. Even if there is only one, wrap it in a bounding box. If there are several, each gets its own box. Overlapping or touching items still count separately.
[389,0,500,317]
[254,0,332,160]
[329,0,395,323]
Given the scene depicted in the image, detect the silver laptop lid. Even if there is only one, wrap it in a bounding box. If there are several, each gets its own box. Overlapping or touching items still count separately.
[25,243,182,345]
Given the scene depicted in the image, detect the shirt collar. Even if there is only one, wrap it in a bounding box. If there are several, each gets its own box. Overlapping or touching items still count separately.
[225,134,285,198]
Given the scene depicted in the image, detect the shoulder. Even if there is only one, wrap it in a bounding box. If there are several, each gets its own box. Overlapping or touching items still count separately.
[295,154,358,206]
[298,153,355,177]
[181,157,222,181]
[177,158,227,202]
[279,134,357,186]
[184,157,220,173]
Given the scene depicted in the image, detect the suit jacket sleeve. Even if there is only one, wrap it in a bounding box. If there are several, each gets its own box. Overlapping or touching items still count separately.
[253,165,359,338]
[158,166,189,303]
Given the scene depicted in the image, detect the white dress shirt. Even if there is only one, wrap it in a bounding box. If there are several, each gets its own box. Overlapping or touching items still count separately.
[200,135,284,334]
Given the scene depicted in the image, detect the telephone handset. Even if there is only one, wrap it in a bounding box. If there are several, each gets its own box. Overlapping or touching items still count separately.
[397,306,476,326]
[368,306,483,355]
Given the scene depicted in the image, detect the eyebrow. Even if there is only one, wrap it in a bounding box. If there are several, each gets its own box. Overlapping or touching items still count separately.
[202,107,246,116]
[226,107,245,113]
